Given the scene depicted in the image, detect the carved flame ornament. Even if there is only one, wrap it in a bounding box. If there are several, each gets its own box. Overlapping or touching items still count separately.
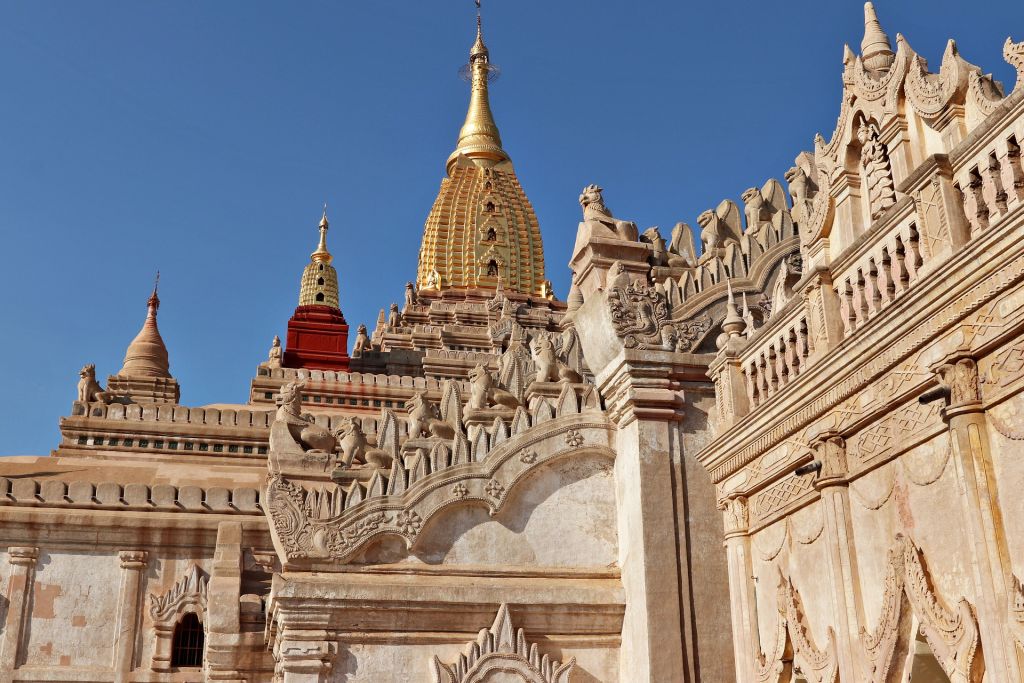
[430,603,575,683]
[608,280,711,352]
[861,534,983,682]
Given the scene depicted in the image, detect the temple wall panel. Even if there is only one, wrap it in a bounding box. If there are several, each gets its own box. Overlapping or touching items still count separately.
[23,550,120,670]
[407,454,617,568]
[332,641,617,683]
[750,518,786,649]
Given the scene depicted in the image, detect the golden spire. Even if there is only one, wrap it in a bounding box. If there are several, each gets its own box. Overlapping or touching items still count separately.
[298,206,341,308]
[861,2,895,71]
[119,272,172,378]
[311,203,332,264]
[446,6,509,174]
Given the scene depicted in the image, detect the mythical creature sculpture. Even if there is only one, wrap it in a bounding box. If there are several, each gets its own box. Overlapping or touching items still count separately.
[579,184,639,241]
[531,333,583,384]
[352,324,371,357]
[608,281,712,352]
[404,281,416,308]
[333,416,367,467]
[270,381,336,454]
[641,226,691,268]
[387,303,402,328]
[77,364,110,403]
[405,391,455,439]
[858,121,898,220]
[741,187,769,239]
[266,335,282,369]
[784,165,814,222]
[668,222,697,266]
[540,279,556,300]
[467,363,519,411]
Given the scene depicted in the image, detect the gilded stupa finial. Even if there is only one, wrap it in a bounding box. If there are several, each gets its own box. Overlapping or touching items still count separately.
[447,1,508,174]
[312,204,332,264]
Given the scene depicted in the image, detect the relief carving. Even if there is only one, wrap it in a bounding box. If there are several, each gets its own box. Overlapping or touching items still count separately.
[861,535,984,683]
[607,278,711,352]
[430,603,575,683]
[858,122,898,221]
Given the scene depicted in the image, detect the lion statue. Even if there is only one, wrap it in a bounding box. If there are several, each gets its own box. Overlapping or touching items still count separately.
[467,363,519,411]
[77,364,110,404]
[579,184,639,242]
[531,334,583,384]
[333,416,368,467]
[271,381,336,454]
[352,323,371,357]
[405,391,455,440]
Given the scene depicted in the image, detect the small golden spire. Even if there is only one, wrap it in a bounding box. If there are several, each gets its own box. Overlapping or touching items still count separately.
[446,3,509,174]
[311,204,333,264]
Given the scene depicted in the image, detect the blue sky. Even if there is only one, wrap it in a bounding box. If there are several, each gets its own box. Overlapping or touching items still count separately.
[1,1,1021,455]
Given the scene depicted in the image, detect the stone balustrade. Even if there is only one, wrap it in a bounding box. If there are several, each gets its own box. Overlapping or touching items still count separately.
[831,210,926,338]
[741,304,812,409]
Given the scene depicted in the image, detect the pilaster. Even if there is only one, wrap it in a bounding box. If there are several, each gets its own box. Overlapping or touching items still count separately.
[800,268,844,359]
[206,522,245,682]
[0,547,39,683]
[930,352,1023,680]
[113,550,148,683]
[720,497,757,683]
[599,349,688,683]
[810,434,864,682]
[273,629,337,683]
[708,338,749,432]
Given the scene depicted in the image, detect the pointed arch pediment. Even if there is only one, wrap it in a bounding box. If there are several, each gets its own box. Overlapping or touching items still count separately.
[430,604,574,683]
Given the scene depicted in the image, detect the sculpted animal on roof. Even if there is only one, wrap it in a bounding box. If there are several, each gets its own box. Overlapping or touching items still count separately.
[272,380,336,454]
[579,184,639,242]
[77,364,110,404]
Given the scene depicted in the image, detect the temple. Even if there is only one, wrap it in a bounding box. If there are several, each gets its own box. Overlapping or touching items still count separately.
[2,4,1024,682]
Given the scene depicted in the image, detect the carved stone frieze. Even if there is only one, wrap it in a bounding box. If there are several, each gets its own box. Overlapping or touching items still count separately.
[266,416,615,563]
[430,603,575,683]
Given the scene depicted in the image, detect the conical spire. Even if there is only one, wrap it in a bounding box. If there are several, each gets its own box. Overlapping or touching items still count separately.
[722,282,746,339]
[119,274,172,378]
[446,9,509,174]
[311,204,332,264]
[861,2,895,71]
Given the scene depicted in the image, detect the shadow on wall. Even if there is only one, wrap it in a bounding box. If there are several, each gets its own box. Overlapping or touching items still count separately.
[347,450,617,567]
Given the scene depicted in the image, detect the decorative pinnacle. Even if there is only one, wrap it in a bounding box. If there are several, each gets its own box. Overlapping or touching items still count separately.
[447,0,508,174]
[311,205,333,264]
[861,2,895,71]
[722,281,746,339]
[148,270,161,311]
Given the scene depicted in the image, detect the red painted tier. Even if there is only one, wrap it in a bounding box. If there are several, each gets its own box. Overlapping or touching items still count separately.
[282,305,350,371]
